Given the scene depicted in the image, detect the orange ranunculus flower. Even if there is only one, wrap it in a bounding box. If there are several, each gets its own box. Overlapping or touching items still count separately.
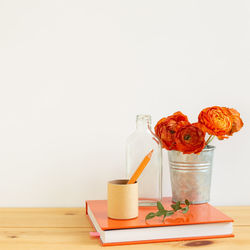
[154,112,189,150]
[175,123,206,154]
[227,108,244,136]
[198,106,233,139]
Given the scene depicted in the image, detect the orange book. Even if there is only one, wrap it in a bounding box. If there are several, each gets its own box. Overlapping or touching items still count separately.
[86,197,234,246]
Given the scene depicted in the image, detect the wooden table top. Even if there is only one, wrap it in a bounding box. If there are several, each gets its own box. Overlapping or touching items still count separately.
[0,206,250,249]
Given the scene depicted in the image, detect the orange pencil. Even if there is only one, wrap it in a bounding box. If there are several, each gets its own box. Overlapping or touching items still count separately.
[127,150,154,184]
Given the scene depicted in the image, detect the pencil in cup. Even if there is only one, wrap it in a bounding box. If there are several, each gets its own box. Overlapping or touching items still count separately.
[127,150,154,184]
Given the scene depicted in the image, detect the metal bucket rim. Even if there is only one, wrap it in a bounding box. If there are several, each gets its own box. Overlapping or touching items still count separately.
[169,145,215,154]
[200,145,215,152]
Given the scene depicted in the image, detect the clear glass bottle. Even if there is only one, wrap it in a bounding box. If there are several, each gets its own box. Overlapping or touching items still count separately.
[126,114,162,206]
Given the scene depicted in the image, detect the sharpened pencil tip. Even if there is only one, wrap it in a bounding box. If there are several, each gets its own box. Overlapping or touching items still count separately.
[148,149,154,158]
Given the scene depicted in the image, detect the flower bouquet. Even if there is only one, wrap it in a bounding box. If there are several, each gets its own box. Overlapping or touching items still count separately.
[154,106,243,203]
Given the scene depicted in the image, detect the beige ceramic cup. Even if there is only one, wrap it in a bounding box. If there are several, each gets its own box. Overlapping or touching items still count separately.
[107,179,138,219]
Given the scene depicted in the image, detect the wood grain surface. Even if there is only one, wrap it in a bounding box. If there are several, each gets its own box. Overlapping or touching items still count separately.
[0,207,249,249]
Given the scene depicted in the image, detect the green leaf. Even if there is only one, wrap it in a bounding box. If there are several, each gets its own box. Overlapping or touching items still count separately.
[185,199,190,206]
[145,212,155,220]
[157,201,165,211]
[175,201,181,209]
[155,210,166,217]
[171,203,181,211]
[166,210,175,216]
[182,206,189,214]
[163,213,167,221]
[171,204,178,211]
[145,198,190,222]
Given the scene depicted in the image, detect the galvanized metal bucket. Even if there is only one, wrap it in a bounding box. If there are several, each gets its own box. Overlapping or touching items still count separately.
[168,145,215,204]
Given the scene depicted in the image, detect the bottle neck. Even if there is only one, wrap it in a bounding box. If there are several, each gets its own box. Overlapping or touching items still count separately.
[136,115,151,131]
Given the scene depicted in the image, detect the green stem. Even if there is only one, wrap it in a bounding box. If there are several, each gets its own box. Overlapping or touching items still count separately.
[206,135,215,145]
[205,135,212,145]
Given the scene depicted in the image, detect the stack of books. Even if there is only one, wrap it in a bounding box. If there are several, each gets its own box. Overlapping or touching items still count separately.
[86,197,234,246]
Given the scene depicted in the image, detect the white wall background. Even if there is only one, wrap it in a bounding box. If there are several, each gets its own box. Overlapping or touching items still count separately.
[0,0,249,207]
